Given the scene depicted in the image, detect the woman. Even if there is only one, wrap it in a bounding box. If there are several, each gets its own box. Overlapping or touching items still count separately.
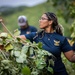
[18,12,75,75]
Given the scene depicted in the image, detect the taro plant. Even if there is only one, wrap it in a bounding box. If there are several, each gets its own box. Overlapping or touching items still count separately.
[70,21,75,42]
[0,31,56,75]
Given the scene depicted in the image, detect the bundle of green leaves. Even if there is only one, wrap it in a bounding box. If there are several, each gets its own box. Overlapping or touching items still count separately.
[0,30,55,75]
[70,21,75,41]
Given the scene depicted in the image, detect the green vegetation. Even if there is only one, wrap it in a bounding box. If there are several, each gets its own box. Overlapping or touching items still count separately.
[0,32,55,75]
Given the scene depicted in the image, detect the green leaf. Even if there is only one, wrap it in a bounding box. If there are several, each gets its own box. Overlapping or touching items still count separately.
[14,50,21,57]
[37,42,43,49]
[14,29,20,36]
[22,66,31,75]
[16,37,21,41]
[4,43,13,51]
[71,32,75,38]
[16,54,26,63]
[0,38,3,45]
[30,47,34,55]
[70,26,74,33]
[1,60,11,64]
[0,32,8,38]
[47,66,53,74]
[21,45,29,54]
[49,59,54,66]
[35,59,46,69]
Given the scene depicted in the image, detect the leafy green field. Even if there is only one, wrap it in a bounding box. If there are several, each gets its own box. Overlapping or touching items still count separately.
[0,2,71,37]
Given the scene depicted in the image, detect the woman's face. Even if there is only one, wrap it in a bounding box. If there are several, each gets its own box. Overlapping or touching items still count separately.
[39,14,51,29]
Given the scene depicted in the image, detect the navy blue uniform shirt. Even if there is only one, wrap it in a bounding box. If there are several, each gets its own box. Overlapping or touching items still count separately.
[25,32,72,75]
[19,26,37,35]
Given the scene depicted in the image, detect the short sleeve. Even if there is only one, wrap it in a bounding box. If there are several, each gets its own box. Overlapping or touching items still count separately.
[61,38,72,52]
[25,32,36,42]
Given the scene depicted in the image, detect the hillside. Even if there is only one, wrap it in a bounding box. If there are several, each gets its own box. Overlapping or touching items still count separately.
[0,2,71,36]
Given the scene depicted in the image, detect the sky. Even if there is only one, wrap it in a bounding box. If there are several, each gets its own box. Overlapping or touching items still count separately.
[0,0,47,7]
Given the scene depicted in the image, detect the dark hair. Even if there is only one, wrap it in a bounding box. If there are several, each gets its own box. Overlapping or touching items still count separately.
[45,12,63,36]
[26,20,29,27]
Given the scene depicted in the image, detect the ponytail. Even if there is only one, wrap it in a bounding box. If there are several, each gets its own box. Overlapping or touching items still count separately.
[55,24,64,36]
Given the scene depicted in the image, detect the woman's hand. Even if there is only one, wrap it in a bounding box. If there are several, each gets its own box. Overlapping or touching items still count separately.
[16,35,26,40]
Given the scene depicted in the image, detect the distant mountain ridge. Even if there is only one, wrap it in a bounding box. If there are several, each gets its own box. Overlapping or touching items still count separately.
[0,6,27,16]
[0,6,28,11]
[0,6,13,12]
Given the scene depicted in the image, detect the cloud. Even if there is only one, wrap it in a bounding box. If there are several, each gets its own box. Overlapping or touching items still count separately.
[0,0,47,7]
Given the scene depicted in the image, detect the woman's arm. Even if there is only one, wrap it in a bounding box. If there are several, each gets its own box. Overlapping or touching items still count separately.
[64,50,75,63]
